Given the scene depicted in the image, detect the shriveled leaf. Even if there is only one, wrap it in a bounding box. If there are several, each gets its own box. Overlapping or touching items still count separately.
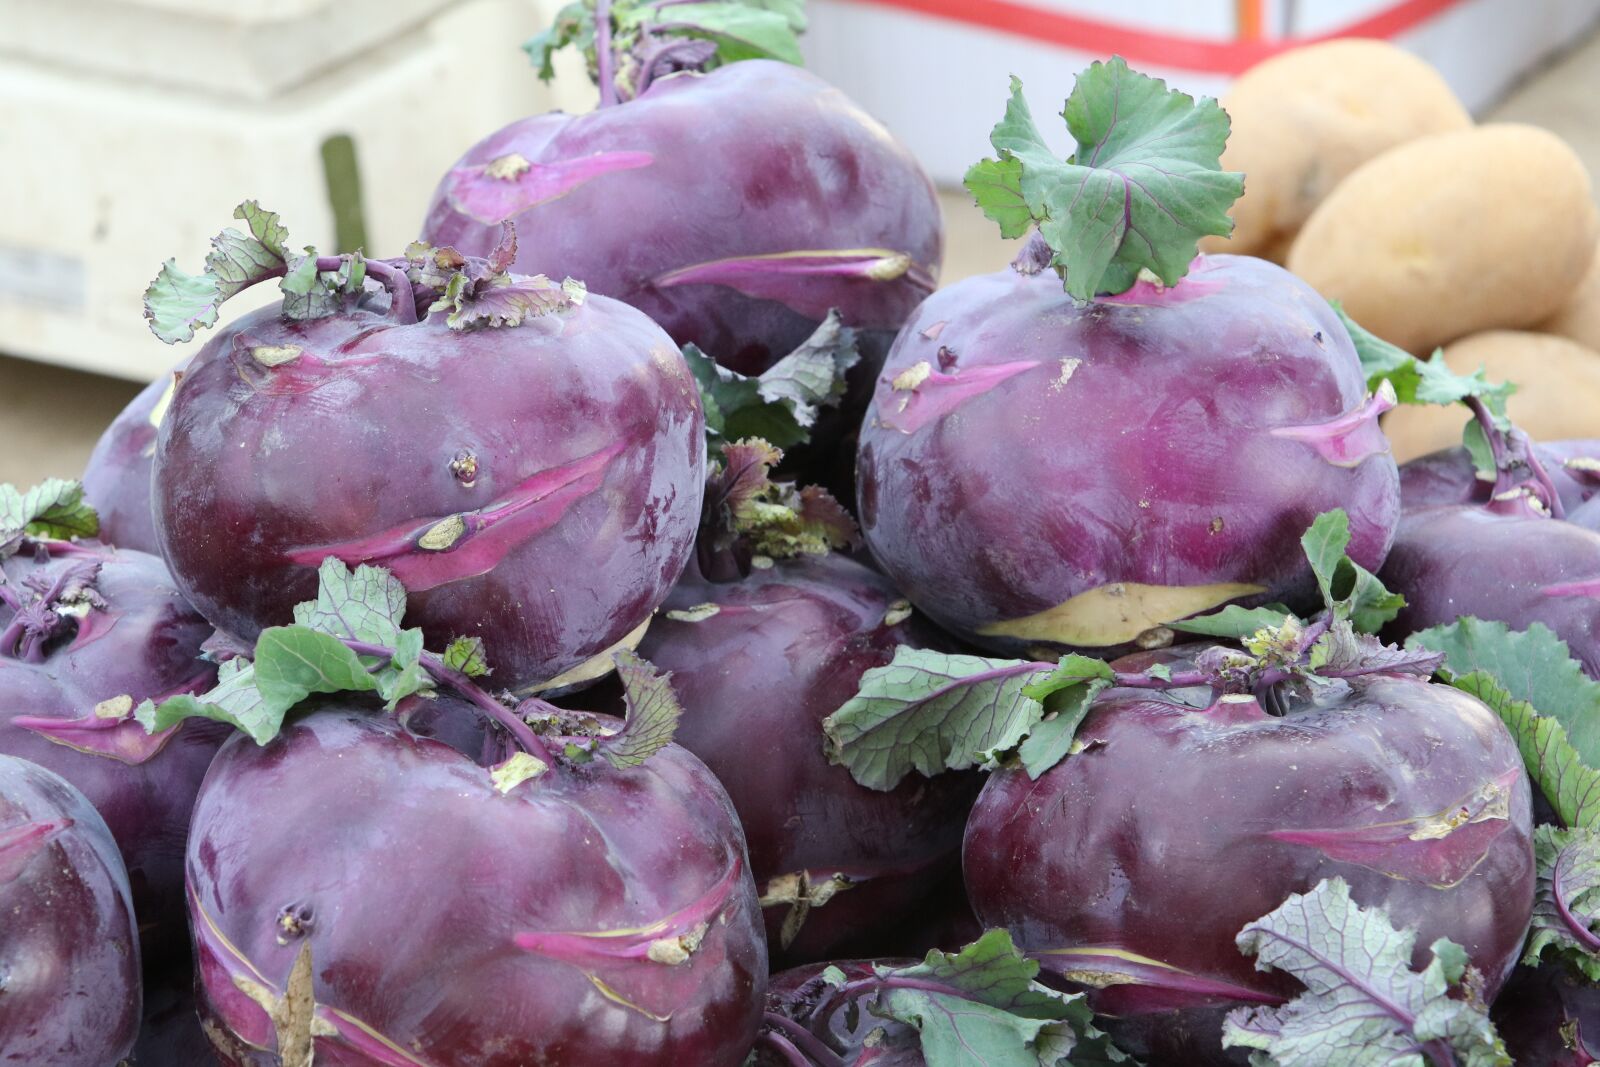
[702,439,858,558]
[1224,878,1508,1066]
[1017,656,1114,777]
[872,929,1110,1067]
[823,648,1051,791]
[1526,824,1600,981]
[966,61,1241,300]
[598,649,682,769]
[434,273,587,330]
[443,636,490,678]
[1170,603,1294,639]
[1407,618,1600,765]
[1309,622,1443,679]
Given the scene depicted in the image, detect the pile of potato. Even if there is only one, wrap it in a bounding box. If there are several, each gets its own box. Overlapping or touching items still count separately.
[1200,38,1600,461]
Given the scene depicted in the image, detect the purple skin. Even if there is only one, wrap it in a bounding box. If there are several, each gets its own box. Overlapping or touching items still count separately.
[0,754,141,1063]
[1492,963,1600,1066]
[1398,439,1600,517]
[962,673,1534,1066]
[856,254,1401,658]
[757,959,924,1066]
[82,369,180,556]
[0,542,221,962]
[1380,506,1600,675]
[629,553,980,967]
[153,291,705,693]
[188,708,767,1066]
[422,60,942,378]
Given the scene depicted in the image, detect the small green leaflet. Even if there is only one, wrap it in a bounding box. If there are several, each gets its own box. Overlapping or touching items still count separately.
[1169,603,1294,640]
[524,0,593,81]
[964,59,1242,301]
[686,311,859,453]
[597,649,683,769]
[1300,509,1405,634]
[0,479,99,556]
[1016,656,1115,778]
[861,929,1128,1067]
[1224,878,1509,1067]
[293,558,407,646]
[1408,618,1600,765]
[823,649,1052,791]
[443,636,490,678]
[135,657,277,745]
[1526,824,1600,980]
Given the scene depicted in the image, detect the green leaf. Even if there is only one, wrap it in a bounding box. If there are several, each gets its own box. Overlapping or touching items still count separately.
[822,648,1054,791]
[1299,509,1404,634]
[1332,303,1516,424]
[292,558,408,647]
[206,201,289,300]
[280,253,346,321]
[251,626,378,712]
[597,649,682,769]
[1334,303,1415,396]
[143,260,223,345]
[374,627,429,711]
[523,0,592,81]
[1407,618,1600,767]
[963,157,1031,240]
[1525,824,1600,981]
[965,61,1242,301]
[443,636,491,678]
[1445,670,1600,831]
[626,0,804,65]
[1224,878,1509,1066]
[1016,655,1114,778]
[871,930,1118,1067]
[134,657,283,746]
[0,479,99,554]
[1169,604,1294,639]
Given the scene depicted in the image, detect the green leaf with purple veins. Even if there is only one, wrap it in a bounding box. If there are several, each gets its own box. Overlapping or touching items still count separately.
[444,636,491,678]
[0,479,99,555]
[1526,824,1600,980]
[1225,877,1508,1066]
[598,649,682,769]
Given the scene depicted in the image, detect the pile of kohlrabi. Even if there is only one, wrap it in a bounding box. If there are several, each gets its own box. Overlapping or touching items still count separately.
[8,8,1598,1064]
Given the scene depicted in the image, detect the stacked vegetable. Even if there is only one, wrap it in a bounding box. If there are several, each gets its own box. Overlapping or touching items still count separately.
[7,11,1600,1065]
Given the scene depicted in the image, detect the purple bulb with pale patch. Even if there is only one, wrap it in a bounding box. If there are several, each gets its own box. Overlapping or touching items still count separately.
[151,287,704,693]
[187,709,766,1066]
[82,368,182,556]
[856,253,1402,657]
[962,669,1534,1066]
[420,61,942,378]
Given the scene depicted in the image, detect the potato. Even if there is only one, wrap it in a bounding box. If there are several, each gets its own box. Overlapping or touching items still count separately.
[1540,244,1600,351]
[1199,39,1470,261]
[1288,124,1599,354]
[1383,330,1600,462]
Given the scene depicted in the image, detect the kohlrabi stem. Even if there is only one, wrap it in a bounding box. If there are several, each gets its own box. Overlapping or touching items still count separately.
[1523,441,1568,520]
[0,617,26,660]
[753,1031,814,1067]
[1466,396,1565,517]
[595,0,620,108]
[311,256,418,327]
[761,1013,845,1067]
[1109,668,1213,690]
[343,639,557,765]
[1554,854,1600,952]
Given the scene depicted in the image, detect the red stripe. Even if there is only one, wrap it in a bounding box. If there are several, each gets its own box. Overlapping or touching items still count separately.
[839,0,1470,74]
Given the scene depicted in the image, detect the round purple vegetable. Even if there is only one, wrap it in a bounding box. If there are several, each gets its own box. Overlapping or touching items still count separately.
[143,208,705,693]
[188,707,766,1066]
[962,672,1534,1065]
[423,2,940,379]
[1492,962,1600,1066]
[857,66,1399,658]
[1398,439,1600,515]
[0,753,141,1063]
[0,509,221,961]
[81,368,180,556]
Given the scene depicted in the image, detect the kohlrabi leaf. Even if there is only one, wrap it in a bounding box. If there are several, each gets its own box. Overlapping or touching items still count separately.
[1407,618,1600,768]
[251,626,380,712]
[597,649,682,769]
[1016,656,1115,778]
[292,559,408,647]
[1448,669,1600,831]
[428,271,586,331]
[443,636,491,678]
[965,59,1242,301]
[0,479,99,556]
[134,657,282,746]
[1300,509,1405,634]
[1169,603,1295,639]
[866,929,1117,1067]
[619,0,805,66]
[823,648,1053,791]
[1308,622,1444,679]
[525,0,594,82]
[687,312,858,453]
[704,439,859,558]
[1526,824,1600,980]
[1332,303,1515,424]
[1224,878,1509,1067]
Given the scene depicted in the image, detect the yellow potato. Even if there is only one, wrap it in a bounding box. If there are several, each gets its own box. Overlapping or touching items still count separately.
[1199,38,1470,261]
[1383,330,1600,462]
[1289,124,1599,354]
[1540,244,1600,351]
